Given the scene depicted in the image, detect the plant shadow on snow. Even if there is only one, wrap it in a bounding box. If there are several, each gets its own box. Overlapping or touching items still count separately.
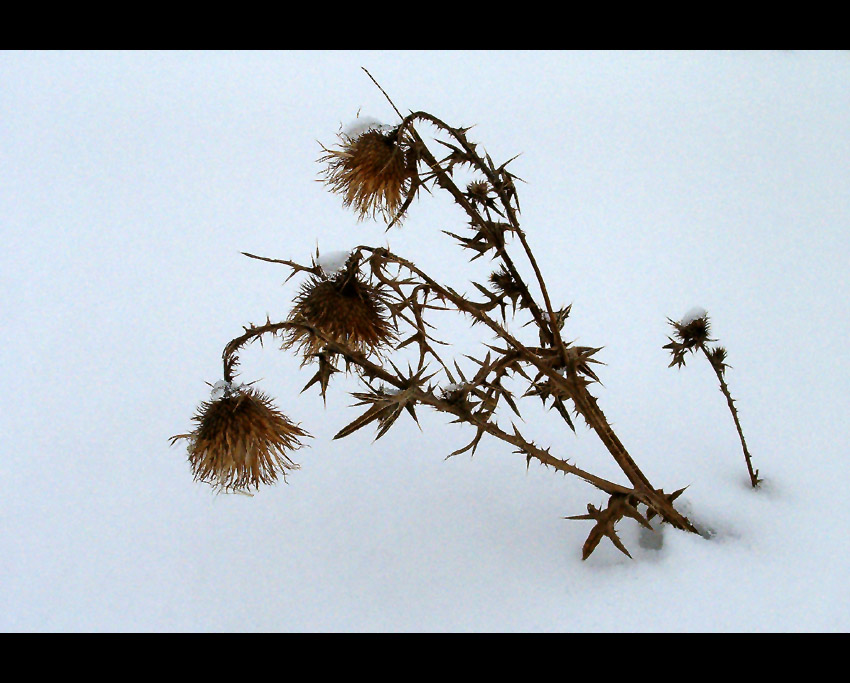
[630,468,786,562]
[636,511,717,554]
[563,495,725,567]
[631,497,754,563]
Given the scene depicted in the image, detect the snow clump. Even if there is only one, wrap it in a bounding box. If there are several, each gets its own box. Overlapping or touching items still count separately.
[681,307,708,325]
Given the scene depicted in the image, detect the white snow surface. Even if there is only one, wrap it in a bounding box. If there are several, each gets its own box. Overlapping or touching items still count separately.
[3,51,850,633]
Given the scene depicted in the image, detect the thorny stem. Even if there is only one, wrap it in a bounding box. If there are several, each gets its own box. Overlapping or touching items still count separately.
[363,68,565,367]
[221,316,630,497]
[394,112,603,503]
[223,320,293,383]
[386,117,696,529]
[399,111,556,345]
[404,111,566,357]
[699,342,760,488]
[323,338,686,517]
[358,246,696,532]
[363,68,563,355]
[317,338,633,497]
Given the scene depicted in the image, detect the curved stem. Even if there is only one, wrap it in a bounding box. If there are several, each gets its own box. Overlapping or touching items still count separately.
[223,320,294,383]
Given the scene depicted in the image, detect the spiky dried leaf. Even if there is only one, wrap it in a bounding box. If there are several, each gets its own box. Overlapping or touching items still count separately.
[300,351,340,405]
[566,495,640,560]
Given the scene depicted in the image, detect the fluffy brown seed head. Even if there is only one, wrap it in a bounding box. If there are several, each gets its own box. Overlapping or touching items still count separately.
[285,269,395,360]
[319,128,417,223]
[171,385,309,493]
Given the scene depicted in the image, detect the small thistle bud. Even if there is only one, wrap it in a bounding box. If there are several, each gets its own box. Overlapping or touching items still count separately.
[171,383,309,493]
[708,345,729,374]
[284,262,395,361]
[675,308,711,347]
[466,179,502,213]
[466,180,490,202]
[489,267,524,311]
[319,124,418,223]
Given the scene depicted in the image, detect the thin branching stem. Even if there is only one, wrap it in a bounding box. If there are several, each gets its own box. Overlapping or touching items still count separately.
[316,337,631,497]
[698,342,760,487]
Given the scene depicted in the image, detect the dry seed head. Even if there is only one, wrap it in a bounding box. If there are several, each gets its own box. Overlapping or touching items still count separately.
[466,179,501,212]
[319,127,417,223]
[672,312,712,348]
[171,384,309,493]
[285,267,395,360]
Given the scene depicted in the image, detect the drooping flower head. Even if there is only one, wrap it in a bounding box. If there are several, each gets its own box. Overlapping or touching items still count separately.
[319,122,418,223]
[171,382,309,492]
[284,255,395,361]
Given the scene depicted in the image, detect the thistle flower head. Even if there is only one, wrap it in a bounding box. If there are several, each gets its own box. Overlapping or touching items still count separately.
[664,308,714,368]
[671,308,712,348]
[284,260,395,361]
[319,124,418,224]
[171,382,309,493]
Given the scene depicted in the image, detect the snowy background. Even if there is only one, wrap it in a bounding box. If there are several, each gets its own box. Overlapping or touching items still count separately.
[2,50,849,632]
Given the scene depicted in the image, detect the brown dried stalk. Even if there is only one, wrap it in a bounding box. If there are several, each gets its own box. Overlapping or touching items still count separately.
[352,246,696,535]
[367,104,694,535]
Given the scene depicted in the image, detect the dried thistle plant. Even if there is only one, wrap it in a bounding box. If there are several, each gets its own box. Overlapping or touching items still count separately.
[665,309,761,487]
[172,69,761,561]
[170,381,309,493]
